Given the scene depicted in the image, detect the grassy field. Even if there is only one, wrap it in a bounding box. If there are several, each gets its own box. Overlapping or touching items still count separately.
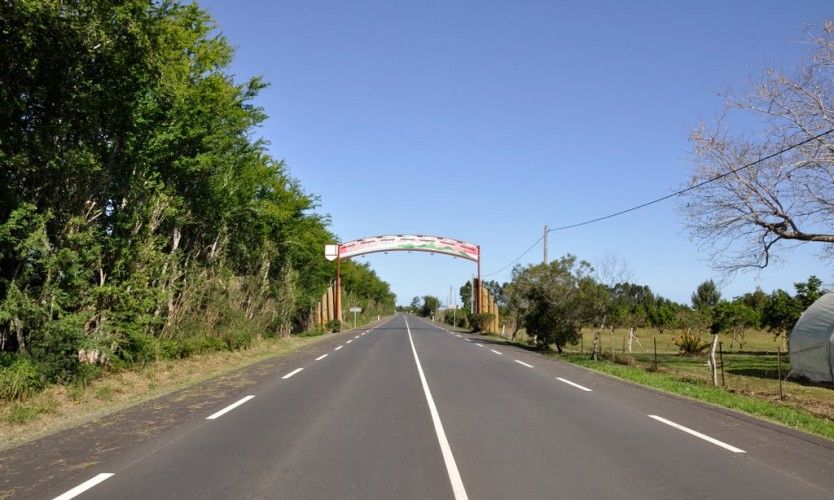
[493,326,834,439]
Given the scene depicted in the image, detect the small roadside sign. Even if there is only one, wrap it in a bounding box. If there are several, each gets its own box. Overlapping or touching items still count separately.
[324,244,339,261]
[349,306,362,328]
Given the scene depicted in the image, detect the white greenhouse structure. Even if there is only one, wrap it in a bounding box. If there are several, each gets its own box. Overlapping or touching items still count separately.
[790,292,834,383]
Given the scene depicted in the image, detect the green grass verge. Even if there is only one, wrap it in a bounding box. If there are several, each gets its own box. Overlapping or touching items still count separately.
[561,353,834,441]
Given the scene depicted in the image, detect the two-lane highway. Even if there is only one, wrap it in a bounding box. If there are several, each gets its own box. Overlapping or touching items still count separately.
[21,315,834,498]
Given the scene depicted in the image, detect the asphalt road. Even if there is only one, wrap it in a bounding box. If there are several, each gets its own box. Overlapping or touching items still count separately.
[14,314,834,499]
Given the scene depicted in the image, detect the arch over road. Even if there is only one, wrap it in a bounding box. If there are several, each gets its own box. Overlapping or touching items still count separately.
[326,234,479,262]
[324,234,482,322]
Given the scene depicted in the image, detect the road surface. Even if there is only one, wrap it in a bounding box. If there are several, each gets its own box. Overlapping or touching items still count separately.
[5,314,834,499]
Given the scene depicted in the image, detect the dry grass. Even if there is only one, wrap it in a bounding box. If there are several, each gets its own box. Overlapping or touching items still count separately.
[0,334,328,451]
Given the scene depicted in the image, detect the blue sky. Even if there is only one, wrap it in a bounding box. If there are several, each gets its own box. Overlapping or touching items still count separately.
[201,0,831,305]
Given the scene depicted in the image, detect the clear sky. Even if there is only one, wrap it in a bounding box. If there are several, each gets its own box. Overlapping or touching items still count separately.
[200,0,832,306]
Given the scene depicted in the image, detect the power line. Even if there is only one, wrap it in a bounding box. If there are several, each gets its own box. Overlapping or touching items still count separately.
[483,127,834,277]
[482,234,545,277]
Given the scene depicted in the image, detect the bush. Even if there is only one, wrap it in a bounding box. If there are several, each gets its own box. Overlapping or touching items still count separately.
[0,356,46,401]
[674,331,711,356]
[120,330,160,365]
[325,319,341,333]
[469,313,495,333]
[222,329,253,351]
[443,313,468,329]
[27,314,87,384]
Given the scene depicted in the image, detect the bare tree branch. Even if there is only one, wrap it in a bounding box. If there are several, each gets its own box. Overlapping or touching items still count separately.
[681,21,834,273]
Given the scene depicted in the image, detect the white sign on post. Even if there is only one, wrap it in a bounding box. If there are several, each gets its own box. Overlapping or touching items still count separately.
[324,244,339,261]
[349,306,362,329]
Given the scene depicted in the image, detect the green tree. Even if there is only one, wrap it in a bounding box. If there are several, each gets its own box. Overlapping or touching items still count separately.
[459,281,473,313]
[795,275,826,309]
[648,297,679,335]
[711,300,758,348]
[515,255,591,353]
[762,289,802,340]
[0,0,392,393]
[419,296,441,318]
[692,280,721,311]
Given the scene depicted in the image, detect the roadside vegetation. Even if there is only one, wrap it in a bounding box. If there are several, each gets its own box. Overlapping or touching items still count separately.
[443,269,832,439]
[0,0,394,422]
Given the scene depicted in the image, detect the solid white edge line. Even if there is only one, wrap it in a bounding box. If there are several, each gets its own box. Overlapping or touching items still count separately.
[404,317,469,500]
[206,395,255,420]
[556,377,593,392]
[649,415,746,453]
[52,473,114,500]
[282,368,304,380]
[514,360,533,368]
[335,345,343,350]
[490,349,503,355]
[315,354,328,361]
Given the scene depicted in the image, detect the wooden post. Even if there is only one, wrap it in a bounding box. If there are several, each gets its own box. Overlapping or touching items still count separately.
[719,341,725,387]
[335,256,341,322]
[475,246,481,315]
[326,285,334,322]
[777,347,784,400]
[653,337,657,370]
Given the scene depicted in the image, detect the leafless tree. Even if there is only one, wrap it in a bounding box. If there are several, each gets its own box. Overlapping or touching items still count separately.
[682,21,834,272]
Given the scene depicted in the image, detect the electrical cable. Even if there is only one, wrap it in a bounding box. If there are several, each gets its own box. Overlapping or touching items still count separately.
[482,128,834,277]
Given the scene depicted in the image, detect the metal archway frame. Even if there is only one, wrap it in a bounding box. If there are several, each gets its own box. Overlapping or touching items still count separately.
[325,234,481,321]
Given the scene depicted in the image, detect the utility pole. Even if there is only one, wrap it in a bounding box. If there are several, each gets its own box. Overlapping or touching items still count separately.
[543,225,549,264]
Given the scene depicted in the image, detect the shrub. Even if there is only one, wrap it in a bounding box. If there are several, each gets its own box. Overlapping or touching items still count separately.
[120,330,160,365]
[674,331,711,356]
[469,313,495,333]
[0,356,45,401]
[325,319,341,333]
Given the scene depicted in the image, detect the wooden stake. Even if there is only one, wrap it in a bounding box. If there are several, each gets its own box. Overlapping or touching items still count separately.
[777,347,784,401]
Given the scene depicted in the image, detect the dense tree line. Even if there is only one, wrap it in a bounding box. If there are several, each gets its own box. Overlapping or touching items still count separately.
[0,1,393,395]
[460,255,826,354]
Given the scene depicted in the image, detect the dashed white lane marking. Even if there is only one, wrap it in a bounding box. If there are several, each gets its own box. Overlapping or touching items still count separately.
[315,354,328,361]
[490,349,503,355]
[52,473,114,500]
[206,395,255,420]
[556,377,593,392]
[648,415,746,453]
[354,335,360,339]
[404,317,469,500]
[335,345,343,351]
[455,334,461,338]
[347,339,354,344]
[514,360,533,368]
[465,339,472,343]
[475,343,484,347]
[281,368,303,380]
